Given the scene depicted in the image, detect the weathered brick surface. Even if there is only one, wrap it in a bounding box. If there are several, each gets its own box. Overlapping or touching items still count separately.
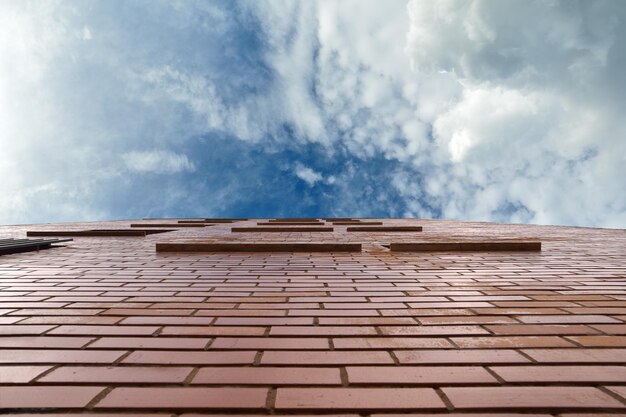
[1,217,625,415]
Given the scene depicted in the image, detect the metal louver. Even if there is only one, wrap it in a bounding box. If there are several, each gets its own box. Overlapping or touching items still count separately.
[0,238,73,255]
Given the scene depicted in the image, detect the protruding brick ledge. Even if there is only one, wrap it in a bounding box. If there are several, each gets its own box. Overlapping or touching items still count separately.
[232,227,333,232]
[257,222,326,226]
[156,242,362,252]
[27,229,173,237]
[390,241,541,251]
[332,221,384,225]
[269,218,320,222]
[347,226,423,232]
[130,223,207,228]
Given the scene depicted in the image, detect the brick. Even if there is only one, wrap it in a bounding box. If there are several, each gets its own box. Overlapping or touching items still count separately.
[192,367,341,385]
[443,386,624,409]
[120,316,215,325]
[0,325,54,335]
[0,336,93,348]
[88,337,210,350]
[380,325,489,336]
[591,324,626,334]
[48,325,159,336]
[452,336,575,348]
[565,335,626,347]
[96,387,268,409]
[0,365,51,383]
[346,226,423,232]
[262,350,394,365]
[486,324,598,335]
[419,316,517,325]
[231,227,333,232]
[523,348,626,363]
[123,350,256,365]
[490,365,626,383]
[390,241,541,251]
[318,317,417,325]
[0,349,125,364]
[275,387,445,410]
[161,326,266,336]
[156,242,361,252]
[347,366,496,384]
[215,317,312,325]
[371,414,551,417]
[395,349,530,364]
[270,326,377,336]
[210,337,329,350]
[40,366,192,383]
[0,386,105,408]
[517,315,621,324]
[333,337,452,349]
[19,316,121,325]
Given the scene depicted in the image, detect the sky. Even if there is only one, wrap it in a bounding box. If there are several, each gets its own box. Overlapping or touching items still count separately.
[1,0,625,228]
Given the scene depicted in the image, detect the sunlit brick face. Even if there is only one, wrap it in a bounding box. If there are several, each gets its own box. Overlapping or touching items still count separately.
[0,217,625,412]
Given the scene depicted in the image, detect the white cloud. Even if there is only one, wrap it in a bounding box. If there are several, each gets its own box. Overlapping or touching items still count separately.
[82,25,92,40]
[294,163,323,186]
[122,150,196,174]
[1,0,625,227]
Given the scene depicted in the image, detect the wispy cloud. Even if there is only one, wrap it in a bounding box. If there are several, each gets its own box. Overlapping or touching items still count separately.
[122,150,196,174]
[294,163,323,186]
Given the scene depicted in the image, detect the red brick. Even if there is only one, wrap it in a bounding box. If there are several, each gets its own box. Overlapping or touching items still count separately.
[88,337,210,350]
[0,325,54,335]
[347,366,496,384]
[122,350,256,365]
[592,324,626,334]
[0,336,93,348]
[120,316,215,325]
[40,366,192,383]
[333,337,452,349]
[380,325,489,336]
[522,348,626,363]
[6,307,97,315]
[210,337,328,349]
[395,349,530,364]
[270,326,377,336]
[0,349,125,364]
[48,325,159,335]
[372,414,551,417]
[443,386,624,409]
[192,367,341,385]
[0,386,105,408]
[565,335,626,347]
[418,316,517,325]
[486,324,598,335]
[161,326,266,336]
[96,387,268,409]
[215,317,312,325]
[0,365,51,383]
[262,350,394,365]
[452,336,575,348]
[19,316,121,325]
[318,317,416,325]
[517,315,621,324]
[0,414,169,417]
[275,387,445,410]
[490,365,626,383]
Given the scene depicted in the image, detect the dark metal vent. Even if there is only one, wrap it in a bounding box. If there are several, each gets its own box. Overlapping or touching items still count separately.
[0,238,73,255]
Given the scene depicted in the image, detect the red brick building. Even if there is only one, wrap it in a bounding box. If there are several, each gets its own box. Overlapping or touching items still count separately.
[0,218,625,414]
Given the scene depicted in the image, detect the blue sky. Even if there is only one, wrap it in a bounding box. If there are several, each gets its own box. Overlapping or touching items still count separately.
[1,0,625,227]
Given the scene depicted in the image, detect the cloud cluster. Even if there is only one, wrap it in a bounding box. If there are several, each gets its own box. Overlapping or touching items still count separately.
[0,0,624,227]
